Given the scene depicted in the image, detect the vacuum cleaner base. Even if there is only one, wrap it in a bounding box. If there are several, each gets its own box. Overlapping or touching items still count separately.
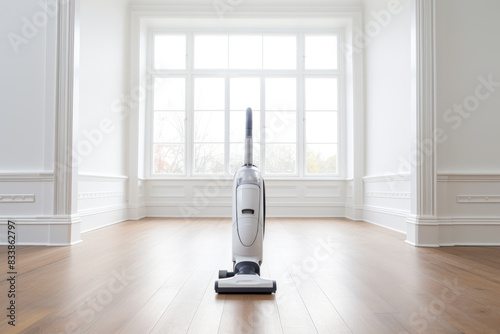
[215,274,277,294]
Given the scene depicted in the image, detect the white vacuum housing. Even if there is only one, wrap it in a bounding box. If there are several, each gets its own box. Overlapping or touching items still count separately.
[215,108,277,294]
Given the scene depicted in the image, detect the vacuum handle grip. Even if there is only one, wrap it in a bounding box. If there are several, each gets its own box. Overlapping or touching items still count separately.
[246,107,252,138]
[244,108,253,166]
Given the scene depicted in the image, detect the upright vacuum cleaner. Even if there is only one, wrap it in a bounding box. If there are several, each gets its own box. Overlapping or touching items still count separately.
[215,108,277,294]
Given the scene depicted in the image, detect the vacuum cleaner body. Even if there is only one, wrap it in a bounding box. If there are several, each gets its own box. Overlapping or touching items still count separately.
[215,108,277,294]
[232,166,264,265]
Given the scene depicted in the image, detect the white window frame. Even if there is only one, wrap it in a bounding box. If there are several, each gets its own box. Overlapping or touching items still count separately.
[145,28,346,180]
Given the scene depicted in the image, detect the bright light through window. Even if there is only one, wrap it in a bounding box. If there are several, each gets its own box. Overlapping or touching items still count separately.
[154,35,186,70]
[194,35,228,69]
[263,36,296,69]
[229,35,262,69]
[151,32,340,176]
[305,35,338,70]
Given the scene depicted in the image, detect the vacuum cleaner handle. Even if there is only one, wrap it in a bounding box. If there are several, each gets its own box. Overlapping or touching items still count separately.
[246,107,252,138]
[245,108,253,166]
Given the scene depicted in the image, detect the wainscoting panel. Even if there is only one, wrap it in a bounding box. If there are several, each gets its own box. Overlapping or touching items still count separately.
[78,174,129,232]
[362,174,411,233]
[435,174,500,245]
[144,179,346,218]
[0,173,56,245]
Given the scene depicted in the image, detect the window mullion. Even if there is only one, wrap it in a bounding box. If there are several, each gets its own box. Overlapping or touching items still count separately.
[298,32,305,178]
[338,32,346,178]
[147,30,154,178]
[186,32,194,177]
[260,74,265,173]
[225,75,230,175]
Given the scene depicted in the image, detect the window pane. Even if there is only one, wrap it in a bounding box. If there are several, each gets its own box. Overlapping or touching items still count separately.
[263,36,296,69]
[306,144,337,174]
[154,78,185,110]
[154,35,186,70]
[194,111,225,142]
[305,35,338,70]
[305,78,338,110]
[265,111,296,143]
[230,78,260,111]
[265,78,296,110]
[194,78,225,110]
[230,143,261,172]
[230,111,260,142]
[194,144,224,174]
[154,112,185,143]
[306,112,337,143]
[266,144,296,174]
[194,35,228,69]
[154,144,184,174]
[229,35,262,69]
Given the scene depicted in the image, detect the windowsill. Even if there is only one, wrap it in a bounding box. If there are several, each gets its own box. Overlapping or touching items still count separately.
[144,176,345,181]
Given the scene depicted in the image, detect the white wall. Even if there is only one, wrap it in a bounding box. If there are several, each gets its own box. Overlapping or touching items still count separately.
[79,0,129,177]
[434,0,500,245]
[436,0,500,174]
[0,1,61,245]
[362,0,412,232]
[0,0,56,173]
[364,0,412,177]
[78,0,130,232]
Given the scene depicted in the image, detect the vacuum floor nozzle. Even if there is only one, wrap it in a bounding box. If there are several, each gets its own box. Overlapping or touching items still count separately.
[215,274,277,294]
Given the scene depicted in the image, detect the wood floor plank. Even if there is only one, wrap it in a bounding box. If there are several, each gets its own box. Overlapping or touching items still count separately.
[150,252,220,333]
[266,239,318,333]
[1,217,500,334]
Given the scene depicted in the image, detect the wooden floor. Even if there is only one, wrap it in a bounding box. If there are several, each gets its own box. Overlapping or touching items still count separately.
[1,218,500,334]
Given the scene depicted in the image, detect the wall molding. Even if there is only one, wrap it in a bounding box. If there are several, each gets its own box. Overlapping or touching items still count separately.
[364,205,409,218]
[78,174,129,182]
[145,202,346,208]
[145,202,346,218]
[78,204,129,217]
[366,192,411,199]
[363,205,409,234]
[437,217,500,225]
[0,215,82,246]
[0,173,54,182]
[457,195,500,203]
[0,194,36,203]
[0,216,81,224]
[78,191,126,200]
[405,0,438,246]
[438,174,500,182]
[130,3,364,15]
[363,173,411,183]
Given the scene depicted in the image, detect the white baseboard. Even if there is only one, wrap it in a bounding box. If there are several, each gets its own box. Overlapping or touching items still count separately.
[0,216,82,246]
[363,205,408,234]
[3,198,499,247]
[344,204,364,221]
[79,204,129,233]
[144,202,346,218]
